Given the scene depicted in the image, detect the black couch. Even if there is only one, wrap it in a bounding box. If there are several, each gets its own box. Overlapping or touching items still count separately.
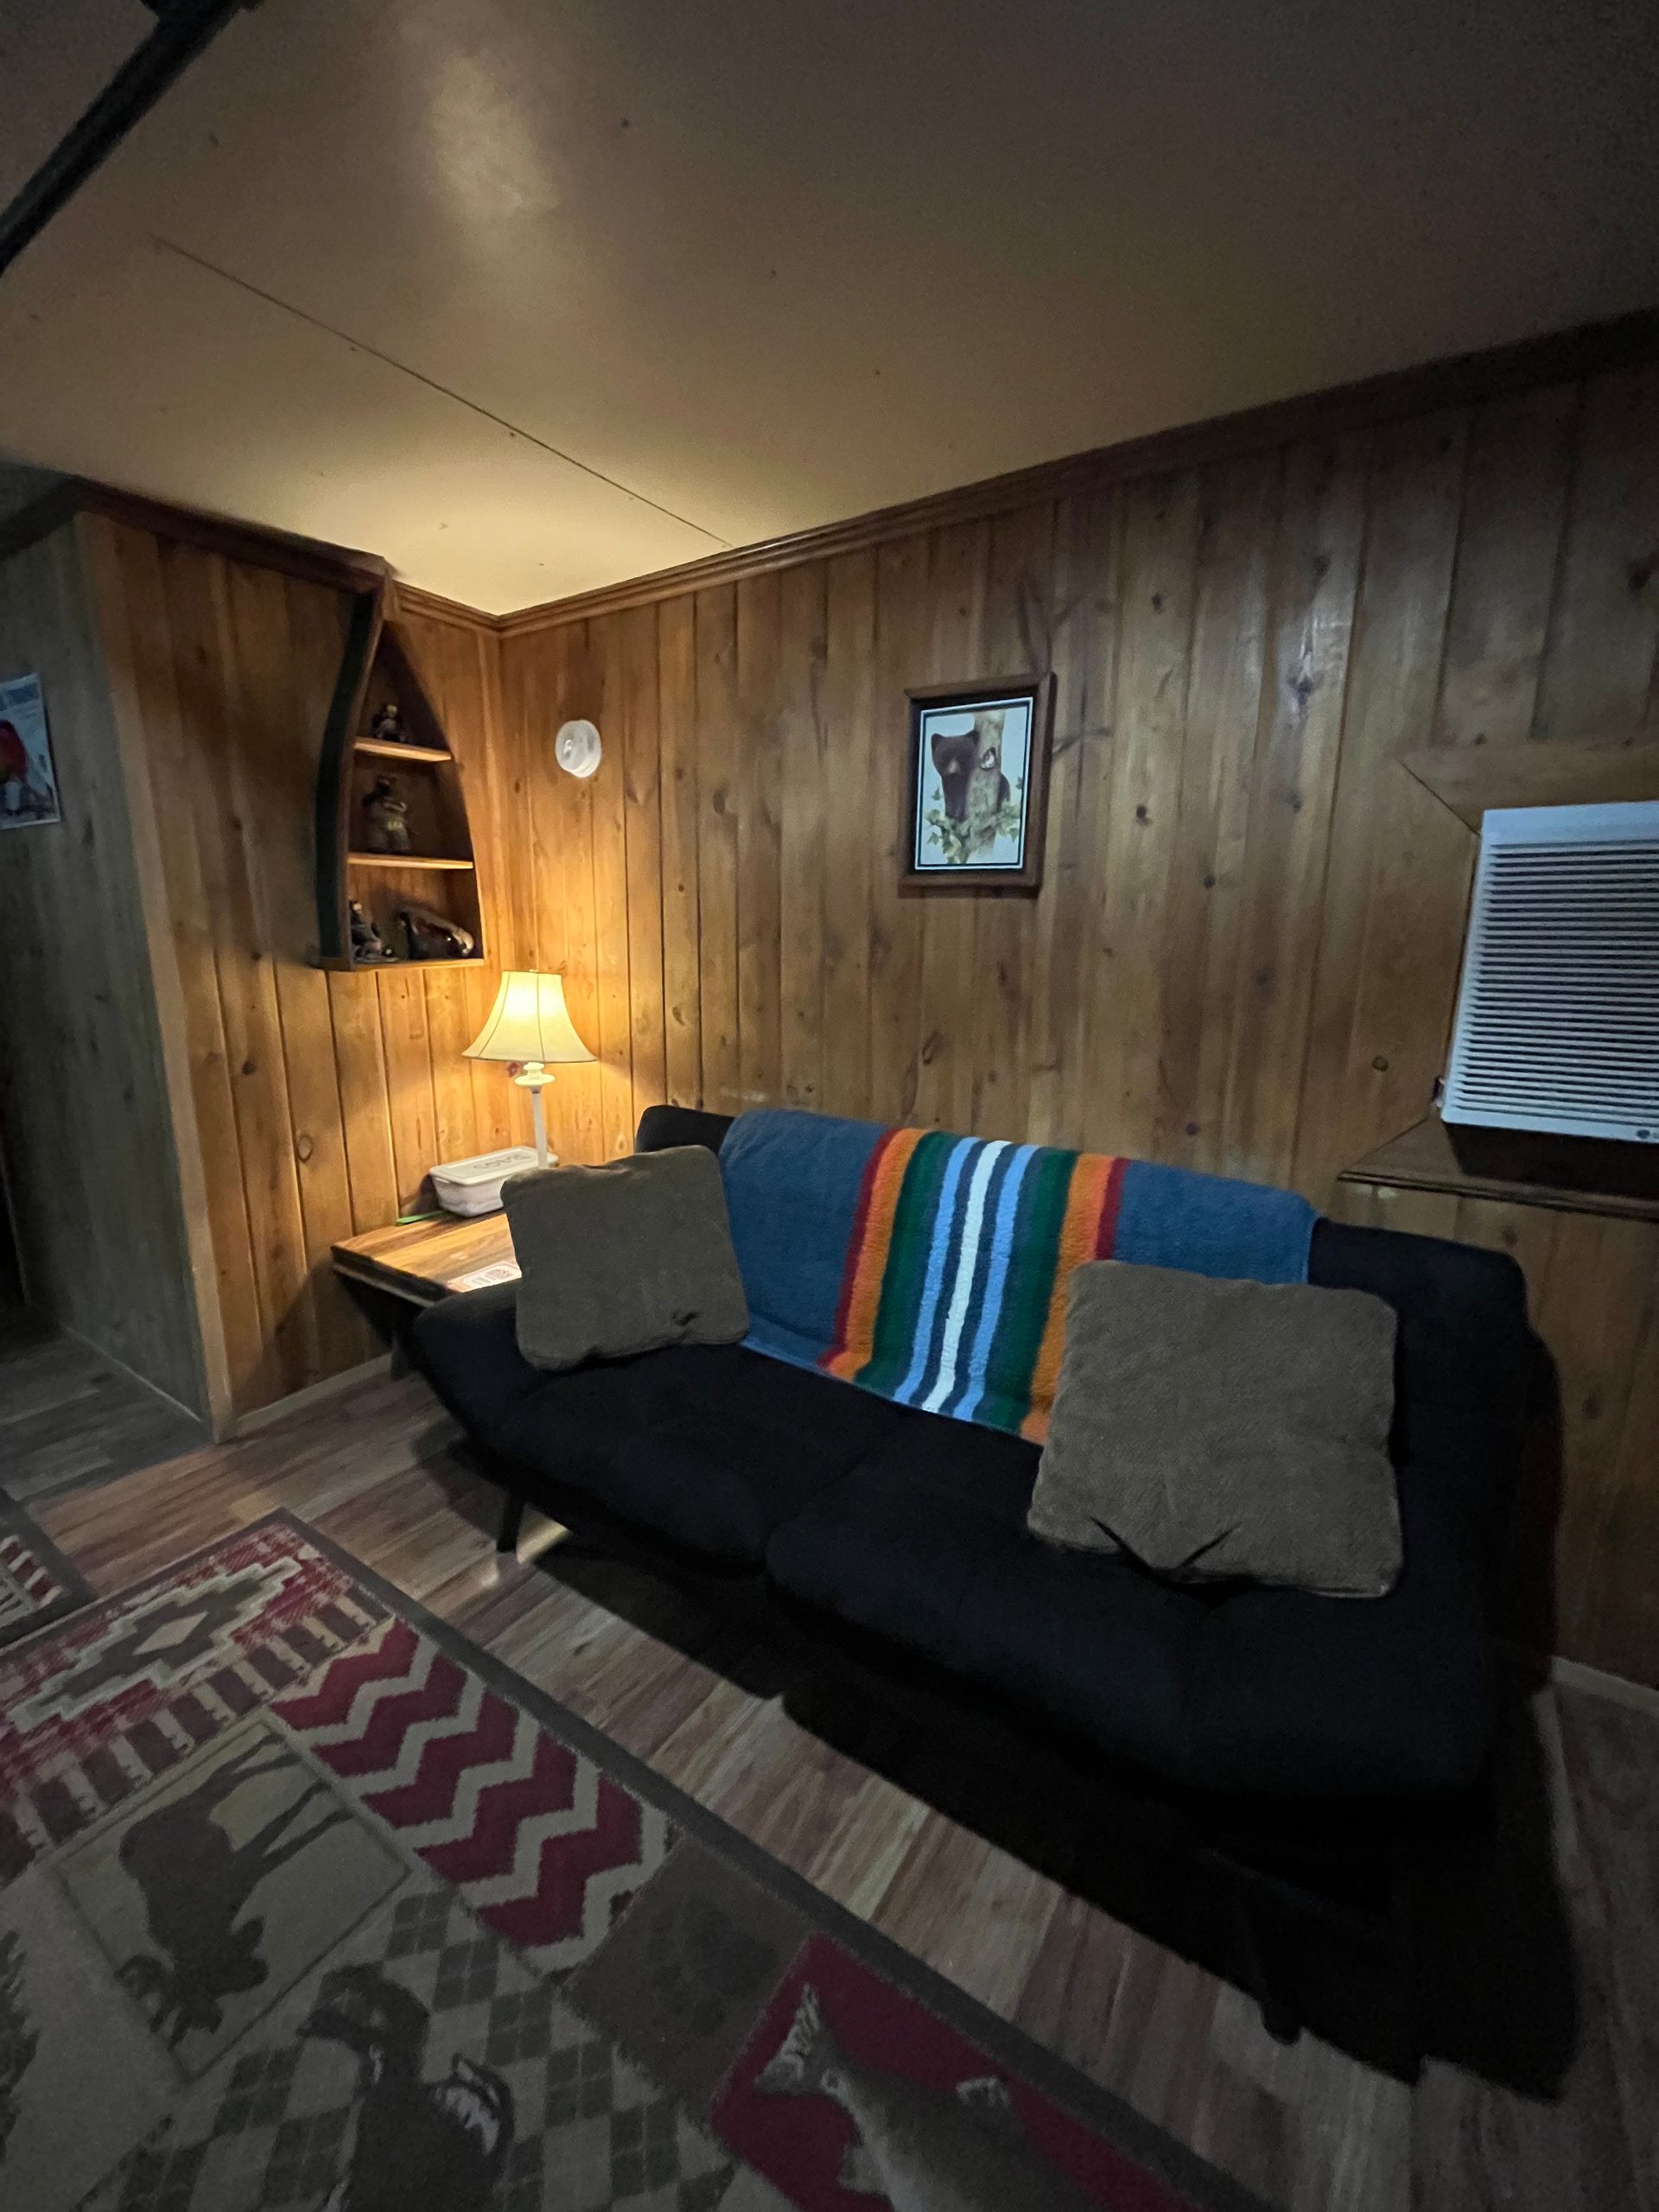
[411,1105,1534,2056]
[414,1104,1529,1802]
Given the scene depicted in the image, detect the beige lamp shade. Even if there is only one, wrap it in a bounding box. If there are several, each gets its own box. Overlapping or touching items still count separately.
[463,971,594,1065]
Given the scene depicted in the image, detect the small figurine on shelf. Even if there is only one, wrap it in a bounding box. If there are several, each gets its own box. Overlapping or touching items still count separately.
[359,774,411,854]
[348,899,396,963]
[369,701,408,746]
[399,900,477,961]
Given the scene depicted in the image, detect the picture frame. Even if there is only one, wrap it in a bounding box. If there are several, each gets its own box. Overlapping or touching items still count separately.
[901,673,1054,892]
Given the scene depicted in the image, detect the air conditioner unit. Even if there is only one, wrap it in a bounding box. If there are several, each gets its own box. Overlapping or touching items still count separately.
[1442,800,1659,1145]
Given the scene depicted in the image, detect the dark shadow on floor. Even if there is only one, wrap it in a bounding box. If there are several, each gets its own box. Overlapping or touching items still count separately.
[419,1434,794,1704]
[420,1380,1575,2094]
[774,1611,1578,2094]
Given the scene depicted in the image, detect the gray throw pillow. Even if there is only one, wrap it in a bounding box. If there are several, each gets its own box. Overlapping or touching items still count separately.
[503,1146,750,1371]
[1027,1261,1401,1598]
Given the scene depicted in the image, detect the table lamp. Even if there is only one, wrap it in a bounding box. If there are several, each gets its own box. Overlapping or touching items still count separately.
[463,971,595,1168]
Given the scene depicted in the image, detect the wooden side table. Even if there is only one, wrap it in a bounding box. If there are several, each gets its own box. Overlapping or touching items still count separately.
[334,1211,520,1395]
[333,1211,519,1309]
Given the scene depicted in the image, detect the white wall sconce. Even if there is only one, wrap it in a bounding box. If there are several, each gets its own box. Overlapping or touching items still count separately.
[554,719,602,779]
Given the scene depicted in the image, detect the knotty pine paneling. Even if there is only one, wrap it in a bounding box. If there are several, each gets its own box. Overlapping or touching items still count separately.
[504,360,1659,1179]
[0,523,205,1414]
[85,520,525,1421]
[501,355,1659,1682]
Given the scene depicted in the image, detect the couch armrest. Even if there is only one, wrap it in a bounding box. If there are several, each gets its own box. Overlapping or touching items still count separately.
[1309,1218,1531,1571]
[635,1103,733,1155]
[410,1283,545,1440]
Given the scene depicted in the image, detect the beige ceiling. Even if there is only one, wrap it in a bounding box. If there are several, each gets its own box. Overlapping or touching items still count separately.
[3,0,1657,614]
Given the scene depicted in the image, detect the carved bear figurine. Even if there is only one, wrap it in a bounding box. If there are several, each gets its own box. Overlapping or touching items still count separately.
[348,899,394,963]
[359,774,411,855]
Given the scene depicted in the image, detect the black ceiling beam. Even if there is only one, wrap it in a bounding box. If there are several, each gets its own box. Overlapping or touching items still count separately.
[0,0,256,281]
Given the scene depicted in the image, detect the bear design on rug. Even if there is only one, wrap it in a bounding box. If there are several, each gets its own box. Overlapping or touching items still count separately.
[301,1962,515,2212]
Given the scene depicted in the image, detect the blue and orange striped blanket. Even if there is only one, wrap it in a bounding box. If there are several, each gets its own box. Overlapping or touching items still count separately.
[719,1108,1315,1442]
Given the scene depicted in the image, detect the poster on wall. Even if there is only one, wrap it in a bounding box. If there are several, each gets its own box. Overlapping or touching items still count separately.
[0,674,61,829]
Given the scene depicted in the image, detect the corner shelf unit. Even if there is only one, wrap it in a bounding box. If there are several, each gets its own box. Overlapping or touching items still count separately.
[314,590,487,973]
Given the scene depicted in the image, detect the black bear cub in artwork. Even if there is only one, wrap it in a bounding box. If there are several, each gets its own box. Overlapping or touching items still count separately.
[931,709,1010,857]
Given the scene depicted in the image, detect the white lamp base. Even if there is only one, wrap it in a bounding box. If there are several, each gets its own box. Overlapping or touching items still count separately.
[512,1063,559,1170]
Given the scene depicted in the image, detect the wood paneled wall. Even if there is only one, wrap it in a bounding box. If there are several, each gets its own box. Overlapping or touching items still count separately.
[83,519,527,1423]
[500,356,1659,1682]
[1331,1179,1659,1687]
[503,363,1659,1183]
[0,523,205,1412]
[4,334,1656,1676]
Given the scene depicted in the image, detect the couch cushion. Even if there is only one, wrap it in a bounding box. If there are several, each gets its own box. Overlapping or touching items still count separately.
[477,1339,906,1567]
[766,1389,1498,1798]
[765,1412,1208,1777]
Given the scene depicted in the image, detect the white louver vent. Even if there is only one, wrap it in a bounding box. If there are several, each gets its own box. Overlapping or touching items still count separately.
[1442,801,1659,1144]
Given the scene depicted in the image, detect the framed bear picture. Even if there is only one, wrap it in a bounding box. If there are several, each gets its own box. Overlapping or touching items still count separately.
[901,674,1054,892]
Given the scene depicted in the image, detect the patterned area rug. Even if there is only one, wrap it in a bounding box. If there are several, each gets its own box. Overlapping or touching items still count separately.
[0,1496,94,1652]
[0,1514,1263,2212]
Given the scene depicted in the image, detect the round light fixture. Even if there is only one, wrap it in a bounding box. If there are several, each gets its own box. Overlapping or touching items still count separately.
[554,718,602,779]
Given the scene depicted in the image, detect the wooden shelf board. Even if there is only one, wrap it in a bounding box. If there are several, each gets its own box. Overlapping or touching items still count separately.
[1338,1115,1659,1224]
[346,851,475,871]
[1400,729,1659,830]
[313,953,486,974]
[366,955,483,972]
[354,737,453,764]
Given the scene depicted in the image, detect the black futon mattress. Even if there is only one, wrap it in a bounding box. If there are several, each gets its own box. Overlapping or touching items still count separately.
[413,1107,1530,1802]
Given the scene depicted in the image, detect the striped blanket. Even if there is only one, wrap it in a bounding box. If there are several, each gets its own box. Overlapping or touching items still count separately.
[719,1108,1316,1442]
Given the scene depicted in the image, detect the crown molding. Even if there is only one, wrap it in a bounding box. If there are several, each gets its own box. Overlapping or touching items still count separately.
[0,480,82,565]
[391,580,501,633]
[497,304,1659,636]
[0,476,389,597]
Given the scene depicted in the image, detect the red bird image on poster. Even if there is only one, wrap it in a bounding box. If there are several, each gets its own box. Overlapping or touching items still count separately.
[0,677,62,825]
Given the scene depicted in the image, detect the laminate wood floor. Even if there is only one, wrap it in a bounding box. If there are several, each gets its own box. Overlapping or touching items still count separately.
[21,1363,1659,2212]
[0,1308,207,1502]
